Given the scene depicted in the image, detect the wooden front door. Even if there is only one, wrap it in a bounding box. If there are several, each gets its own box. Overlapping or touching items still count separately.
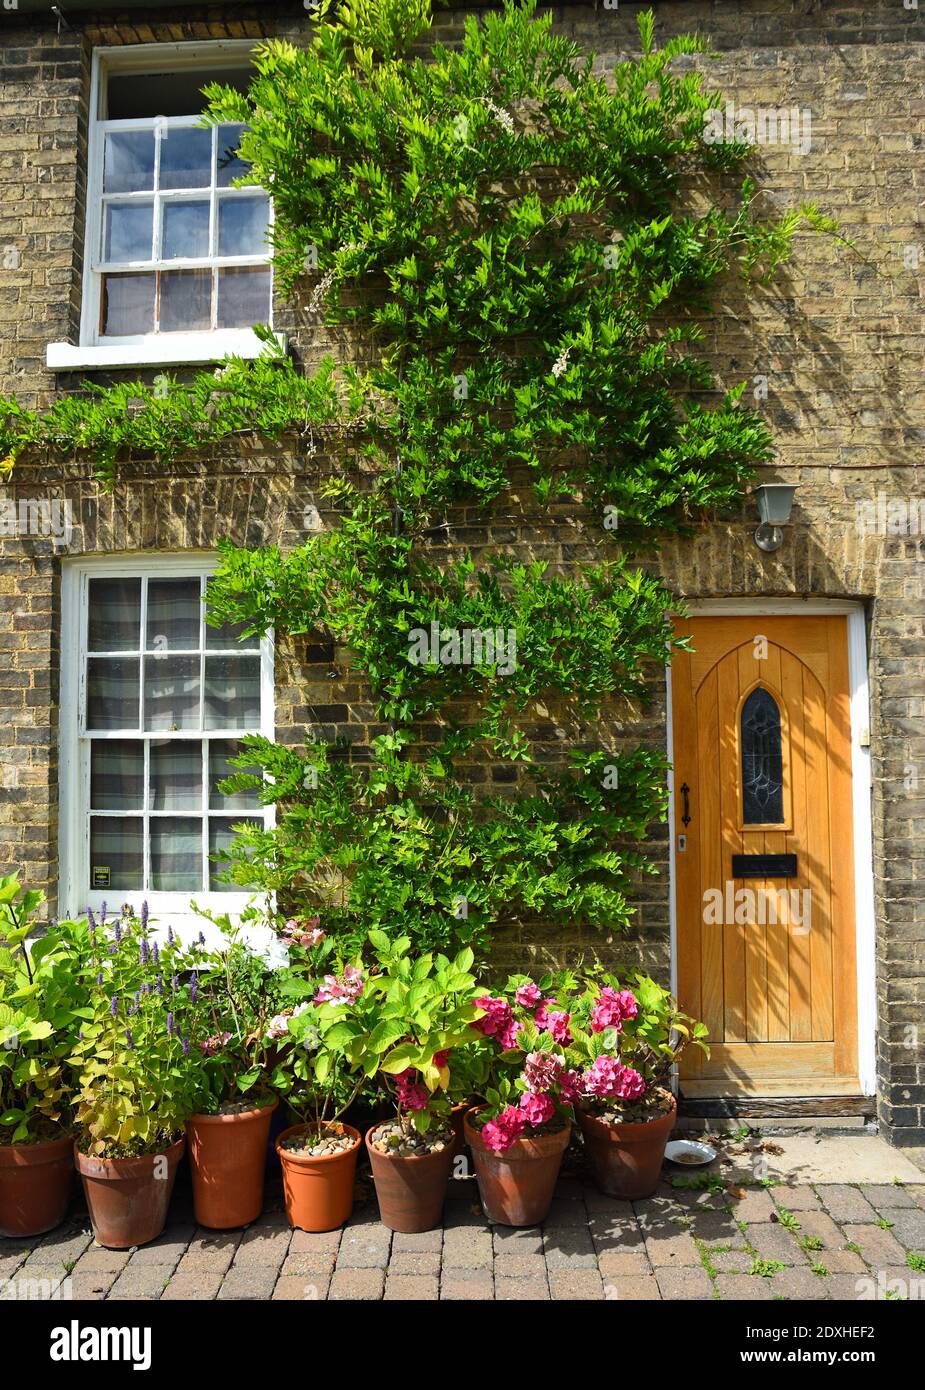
[672,616,859,1096]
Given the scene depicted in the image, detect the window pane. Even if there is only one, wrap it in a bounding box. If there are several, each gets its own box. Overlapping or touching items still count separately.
[209,817,253,891]
[146,577,200,651]
[741,687,784,824]
[144,654,200,731]
[216,266,271,329]
[88,578,140,651]
[159,268,212,332]
[103,201,154,262]
[103,131,155,193]
[158,126,212,189]
[204,656,260,730]
[90,816,143,892]
[162,199,211,259]
[91,741,144,810]
[150,739,202,811]
[204,580,260,650]
[216,123,249,187]
[101,273,155,336]
[87,658,140,730]
[150,817,202,892]
[218,194,268,256]
[209,739,259,810]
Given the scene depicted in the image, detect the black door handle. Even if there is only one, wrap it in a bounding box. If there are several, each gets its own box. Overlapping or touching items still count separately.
[680,783,691,827]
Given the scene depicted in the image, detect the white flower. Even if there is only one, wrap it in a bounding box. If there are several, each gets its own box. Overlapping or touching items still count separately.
[241,923,291,973]
[551,347,571,379]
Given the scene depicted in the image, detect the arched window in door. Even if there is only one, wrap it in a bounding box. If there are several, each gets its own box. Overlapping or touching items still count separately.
[741,687,784,824]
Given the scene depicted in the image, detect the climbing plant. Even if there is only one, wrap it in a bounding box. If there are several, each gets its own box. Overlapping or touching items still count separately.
[0,2,839,958]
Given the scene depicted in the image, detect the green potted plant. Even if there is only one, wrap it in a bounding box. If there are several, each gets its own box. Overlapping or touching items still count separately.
[0,876,83,1237]
[566,971,709,1199]
[364,932,482,1233]
[183,908,329,1230]
[67,906,209,1249]
[462,976,580,1227]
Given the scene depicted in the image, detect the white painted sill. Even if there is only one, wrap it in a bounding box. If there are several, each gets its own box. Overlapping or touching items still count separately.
[46,329,286,372]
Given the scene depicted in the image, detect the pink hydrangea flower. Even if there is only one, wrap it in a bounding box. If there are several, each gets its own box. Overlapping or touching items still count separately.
[472,994,513,1038]
[546,1011,572,1046]
[480,1105,526,1153]
[534,997,557,1030]
[558,1069,584,1105]
[590,986,638,1034]
[519,1091,555,1126]
[498,1020,522,1051]
[523,1051,563,1094]
[314,965,364,1005]
[199,1030,232,1056]
[584,1055,646,1101]
[395,1068,430,1113]
[515,982,542,1009]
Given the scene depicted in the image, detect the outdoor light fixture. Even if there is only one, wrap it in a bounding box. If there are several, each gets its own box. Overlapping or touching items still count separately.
[754,483,797,553]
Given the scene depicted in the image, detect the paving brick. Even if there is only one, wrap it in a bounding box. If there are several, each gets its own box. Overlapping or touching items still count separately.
[441,1269,494,1300]
[218,1266,279,1300]
[784,1209,845,1251]
[715,1274,774,1301]
[329,1269,385,1300]
[387,1251,442,1277]
[600,1273,660,1300]
[819,1249,867,1273]
[747,1222,807,1265]
[543,1198,590,1229]
[495,1276,549,1300]
[596,1250,651,1277]
[492,1226,543,1255]
[642,1226,701,1267]
[773,1186,823,1211]
[769,1267,830,1299]
[232,1223,291,1265]
[655,1266,714,1299]
[687,1209,748,1247]
[907,1187,925,1211]
[384,1274,439,1301]
[549,1269,605,1300]
[544,1226,597,1269]
[161,1273,223,1301]
[390,1229,443,1253]
[72,1247,131,1272]
[819,1186,878,1225]
[108,1266,174,1300]
[494,1252,548,1278]
[588,1211,645,1252]
[726,1188,777,1223]
[709,1250,752,1274]
[336,1224,392,1269]
[289,1229,342,1255]
[183,1230,243,1268]
[271,1274,331,1301]
[840,1223,908,1267]
[860,1184,917,1209]
[824,1273,872,1301]
[874,1208,925,1249]
[70,1269,117,1300]
[441,1227,493,1268]
[280,1251,337,1278]
[34,1227,93,1266]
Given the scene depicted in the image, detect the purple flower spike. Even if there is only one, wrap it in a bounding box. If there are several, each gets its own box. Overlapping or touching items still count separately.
[190,972,198,1002]
[141,900,149,930]
[172,974,178,992]
[100,902,108,926]
[157,976,164,996]
[110,995,118,1018]
[87,908,96,932]
[152,942,160,966]
[167,925,174,945]
[139,938,149,966]
[125,1029,135,1049]
[181,1035,190,1055]
[113,918,122,944]
[96,972,103,986]
[198,931,206,946]
[167,1011,175,1037]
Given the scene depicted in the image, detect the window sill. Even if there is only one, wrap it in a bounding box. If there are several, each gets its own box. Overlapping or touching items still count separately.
[46,329,285,373]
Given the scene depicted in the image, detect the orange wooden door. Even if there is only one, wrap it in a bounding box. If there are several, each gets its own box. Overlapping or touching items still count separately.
[672,616,858,1096]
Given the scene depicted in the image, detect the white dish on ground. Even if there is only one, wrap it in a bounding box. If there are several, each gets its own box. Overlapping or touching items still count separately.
[664,1138,718,1167]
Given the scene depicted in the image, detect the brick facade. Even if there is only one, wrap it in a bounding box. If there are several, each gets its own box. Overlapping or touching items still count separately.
[1,1,923,1146]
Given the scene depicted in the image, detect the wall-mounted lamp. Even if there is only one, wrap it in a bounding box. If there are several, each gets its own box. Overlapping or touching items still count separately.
[754,483,797,552]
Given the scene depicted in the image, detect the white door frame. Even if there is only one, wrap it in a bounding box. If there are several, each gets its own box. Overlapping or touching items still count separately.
[665,599,877,1096]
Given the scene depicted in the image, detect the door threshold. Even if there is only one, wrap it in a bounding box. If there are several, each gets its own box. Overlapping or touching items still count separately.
[678,1092,874,1120]
[681,1077,862,1099]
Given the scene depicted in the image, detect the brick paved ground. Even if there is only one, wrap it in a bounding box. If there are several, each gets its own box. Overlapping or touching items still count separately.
[3,1146,925,1302]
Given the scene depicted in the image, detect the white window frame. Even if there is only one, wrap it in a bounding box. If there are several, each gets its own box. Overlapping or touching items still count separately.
[48,41,285,372]
[59,553,275,938]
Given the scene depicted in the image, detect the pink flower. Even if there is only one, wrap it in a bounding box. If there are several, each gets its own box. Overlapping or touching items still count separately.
[534,997,557,1030]
[523,1051,563,1094]
[519,1090,555,1126]
[546,1011,572,1046]
[498,1020,522,1051]
[584,1055,645,1101]
[472,995,513,1038]
[480,1105,526,1153]
[283,916,326,948]
[199,1030,232,1057]
[515,982,541,1009]
[559,1069,584,1105]
[395,1069,430,1112]
[314,965,364,1005]
[590,986,638,1034]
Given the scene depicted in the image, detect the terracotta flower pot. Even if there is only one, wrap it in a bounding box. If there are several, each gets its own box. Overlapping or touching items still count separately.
[464,1108,570,1227]
[365,1124,455,1233]
[577,1095,677,1200]
[0,1134,74,1238]
[276,1122,360,1233]
[75,1136,185,1249]
[187,1098,278,1230]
